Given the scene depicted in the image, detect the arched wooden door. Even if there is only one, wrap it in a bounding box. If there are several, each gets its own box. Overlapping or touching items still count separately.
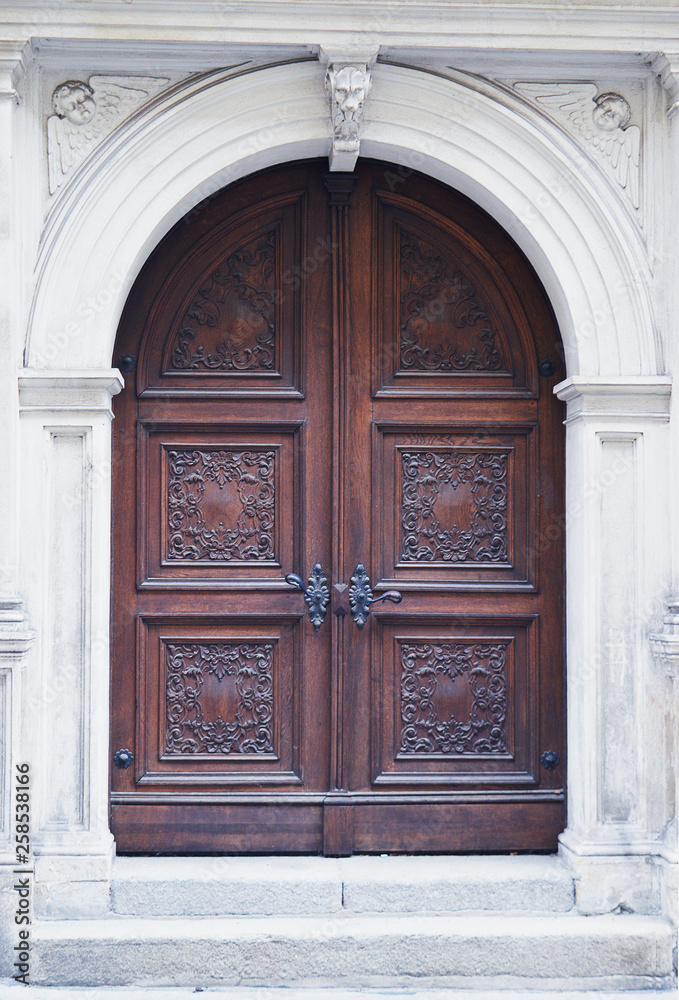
[111,160,565,854]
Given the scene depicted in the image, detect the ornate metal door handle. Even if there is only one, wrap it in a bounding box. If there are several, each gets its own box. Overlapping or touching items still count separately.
[349,564,402,629]
[285,563,330,630]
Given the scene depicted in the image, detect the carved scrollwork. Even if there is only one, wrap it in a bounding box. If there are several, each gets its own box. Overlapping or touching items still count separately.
[401,449,508,563]
[165,642,274,755]
[399,641,509,755]
[167,448,275,562]
[168,231,277,372]
[399,229,507,373]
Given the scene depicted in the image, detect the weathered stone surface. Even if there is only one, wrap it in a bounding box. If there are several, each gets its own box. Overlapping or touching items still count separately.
[0,867,20,978]
[0,987,674,1000]
[31,912,674,989]
[111,856,343,915]
[561,850,663,915]
[340,855,575,913]
[110,854,575,916]
[34,879,110,920]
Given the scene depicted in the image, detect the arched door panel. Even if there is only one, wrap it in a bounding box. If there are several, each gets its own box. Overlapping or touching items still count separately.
[111,159,565,854]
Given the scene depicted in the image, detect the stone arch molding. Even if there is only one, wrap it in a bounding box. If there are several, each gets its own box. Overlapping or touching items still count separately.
[28,59,659,376]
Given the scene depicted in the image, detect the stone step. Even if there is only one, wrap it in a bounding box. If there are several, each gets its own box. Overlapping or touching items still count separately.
[110,854,575,916]
[1,988,676,1000]
[32,912,674,990]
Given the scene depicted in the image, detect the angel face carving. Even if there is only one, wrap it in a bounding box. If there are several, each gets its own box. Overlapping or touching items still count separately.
[513,83,640,211]
[328,65,371,140]
[592,92,631,133]
[52,81,97,126]
[47,75,170,195]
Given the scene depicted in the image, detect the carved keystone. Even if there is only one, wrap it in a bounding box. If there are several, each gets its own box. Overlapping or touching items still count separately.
[319,46,378,172]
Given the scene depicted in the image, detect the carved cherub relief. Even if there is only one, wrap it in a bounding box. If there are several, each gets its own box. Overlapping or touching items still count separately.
[52,80,97,126]
[514,83,640,210]
[47,75,169,195]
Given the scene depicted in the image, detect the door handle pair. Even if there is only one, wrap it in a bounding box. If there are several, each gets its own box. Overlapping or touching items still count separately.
[286,563,402,630]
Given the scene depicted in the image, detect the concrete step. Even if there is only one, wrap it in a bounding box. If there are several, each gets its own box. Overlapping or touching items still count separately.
[31,911,675,990]
[110,855,575,916]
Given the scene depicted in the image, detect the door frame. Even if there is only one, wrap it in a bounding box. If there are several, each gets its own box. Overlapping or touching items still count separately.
[19,58,672,916]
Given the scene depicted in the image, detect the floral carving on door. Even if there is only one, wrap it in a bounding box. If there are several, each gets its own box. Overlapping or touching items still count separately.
[399,228,507,373]
[400,449,509,563]
[167,230,277,372]
[164,641,275,755]
[166,448,276,562]
[399,641,509,755]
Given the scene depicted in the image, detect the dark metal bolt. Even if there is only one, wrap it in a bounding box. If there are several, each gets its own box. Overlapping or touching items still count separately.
[114,748,134,769]
[541,750,560,770]
[116,353,137,373]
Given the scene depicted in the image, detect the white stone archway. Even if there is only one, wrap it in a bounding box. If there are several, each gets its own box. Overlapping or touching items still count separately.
[27,60,659,376]
[18,58,673,917]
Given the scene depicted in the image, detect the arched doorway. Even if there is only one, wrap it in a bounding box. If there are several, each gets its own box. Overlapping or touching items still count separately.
[110,159,565,855]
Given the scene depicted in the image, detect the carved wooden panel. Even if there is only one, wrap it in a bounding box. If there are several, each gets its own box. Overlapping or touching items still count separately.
[137,188,310,398]
[135,616,304,787]
[164,641,274,756]
[167,448,275,563]
[399,640,509,755]
[401,449,508,564]
[138,424,300,587]
[371,618,539,786]
[399,228,507,374]
[373,426,536,588]
[165,230,278,374]
[371,189,534,398]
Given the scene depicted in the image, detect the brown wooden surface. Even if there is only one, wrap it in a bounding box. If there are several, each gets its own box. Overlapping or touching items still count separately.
[110,159,565,854]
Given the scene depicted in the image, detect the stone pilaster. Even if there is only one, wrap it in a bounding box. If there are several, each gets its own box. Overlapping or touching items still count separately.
[649,601,679,924]
[555,376,673,914]
[18,371,123,918]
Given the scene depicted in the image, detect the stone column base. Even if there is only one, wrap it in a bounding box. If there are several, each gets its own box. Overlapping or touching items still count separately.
[559,836,665,915]
[33,840,115,919]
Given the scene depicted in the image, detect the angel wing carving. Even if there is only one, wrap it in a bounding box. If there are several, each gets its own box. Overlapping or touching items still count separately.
[514,83,640,210]
[47,76,169,195]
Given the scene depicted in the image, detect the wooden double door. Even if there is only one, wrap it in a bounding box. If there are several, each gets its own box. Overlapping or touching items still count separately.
[111,160,565,854]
